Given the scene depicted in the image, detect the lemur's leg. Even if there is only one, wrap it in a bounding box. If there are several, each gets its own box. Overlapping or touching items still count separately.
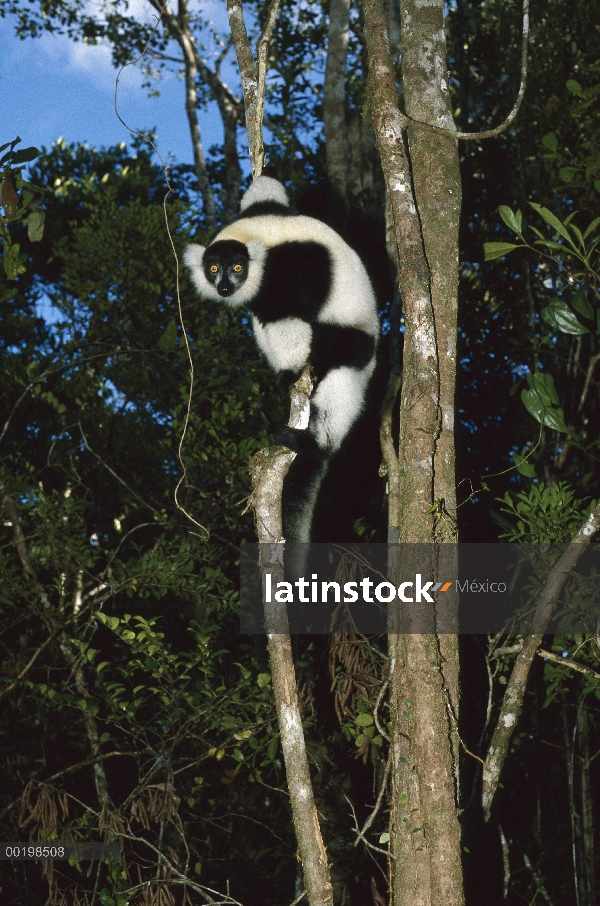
[275,324,376,457]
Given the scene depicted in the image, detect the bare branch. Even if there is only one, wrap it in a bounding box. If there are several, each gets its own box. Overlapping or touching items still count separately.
[523,853,555,905]
[353,755,391,847]
[482,502,600,819]
[255,0,281,175]
[578,352,600,413]
[227,0,281,177]
[536,648,600,681]
[248,366,333,906]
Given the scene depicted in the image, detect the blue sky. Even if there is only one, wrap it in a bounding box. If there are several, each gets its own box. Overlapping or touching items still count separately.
[1,2,237,169]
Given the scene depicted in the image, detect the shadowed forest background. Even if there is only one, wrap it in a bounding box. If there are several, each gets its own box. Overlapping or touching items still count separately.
[1,0,600,903]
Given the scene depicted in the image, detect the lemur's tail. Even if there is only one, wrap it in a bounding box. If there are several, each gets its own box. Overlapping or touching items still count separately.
[282,453,329,581]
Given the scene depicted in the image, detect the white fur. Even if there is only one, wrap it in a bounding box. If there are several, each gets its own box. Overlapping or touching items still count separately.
[253,317,312,374]
[239,176,289,212]
[216,215,379,338]
[311,366,372,452]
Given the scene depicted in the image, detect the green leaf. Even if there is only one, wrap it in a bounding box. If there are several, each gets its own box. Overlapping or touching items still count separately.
[498,205,522,235]
[157,318,177,351]
[99,890,115,906]
[541,132,558,152]
[583,217,600,240]
[571,290,593,320]
[379,832,390,844]
[529,202,575,246]
[27,210,45,242]
[483,242,519,261]
[257,672,271,687]
[513,453,536,478]
[566,79,584,97]
[559,167,578,184]
[10,146,41,165]
[355,713,374,727]
[540,299,589,335]
[521,373,568,433]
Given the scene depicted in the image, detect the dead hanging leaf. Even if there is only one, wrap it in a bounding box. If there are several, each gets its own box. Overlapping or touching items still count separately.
[146,782,181,822]
[1,172,20,219]
[157,887,176,906]
[140,885,176,906]
[371,876,388,906]
[19,782,68,836]
[297,673,315,717]
[99,803,126,840]
[130,795,150,829]
[131,782,181,826]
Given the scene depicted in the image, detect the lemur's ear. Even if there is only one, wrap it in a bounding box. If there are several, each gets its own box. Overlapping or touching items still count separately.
[183,244,206,272]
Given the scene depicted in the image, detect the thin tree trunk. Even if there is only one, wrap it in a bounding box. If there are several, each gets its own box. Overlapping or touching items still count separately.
[249,369,333,906]
[323,0,351,215]
[481,505,600,818]
[227,0,281,178]
[147,0,217,229]
[578,697,596,906]
[563,702,583,906]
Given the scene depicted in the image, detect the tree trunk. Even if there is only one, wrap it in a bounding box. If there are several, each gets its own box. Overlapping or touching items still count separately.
[400,0,463,792]
[363,0,464,903]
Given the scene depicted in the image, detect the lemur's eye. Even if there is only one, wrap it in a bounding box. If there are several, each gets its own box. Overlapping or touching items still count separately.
[209,264,218,274]
[233,264,243,273]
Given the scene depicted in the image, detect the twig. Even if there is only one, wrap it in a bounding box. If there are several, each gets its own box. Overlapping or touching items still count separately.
[353,756,391,847]
[288,893,307,906]
[482,502,600,819]
[523,853,554,905]
[578,352,600,413]
[444,696,485,766]
[78,422,159,515]
[0,626,60,700]
[537,648,600,681]
[373,677,390,742]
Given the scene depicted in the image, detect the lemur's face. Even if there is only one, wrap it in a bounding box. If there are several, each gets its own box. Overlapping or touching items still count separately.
[203,240,249,298]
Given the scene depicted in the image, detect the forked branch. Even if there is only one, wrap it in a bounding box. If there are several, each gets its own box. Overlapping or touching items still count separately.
[227,0,281,177]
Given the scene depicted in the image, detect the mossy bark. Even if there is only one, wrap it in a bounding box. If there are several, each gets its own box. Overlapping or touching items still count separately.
[363,1,463,903]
